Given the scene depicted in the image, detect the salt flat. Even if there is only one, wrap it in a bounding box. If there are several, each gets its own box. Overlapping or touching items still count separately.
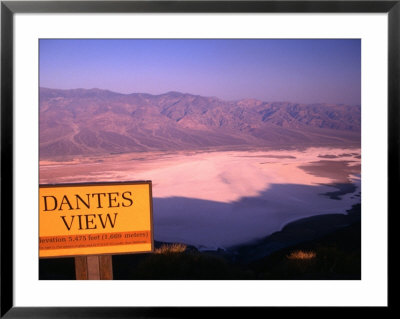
[40,147,361,249]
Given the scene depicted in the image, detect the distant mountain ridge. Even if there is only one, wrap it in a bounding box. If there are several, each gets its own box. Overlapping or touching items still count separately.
[39,87,361,159]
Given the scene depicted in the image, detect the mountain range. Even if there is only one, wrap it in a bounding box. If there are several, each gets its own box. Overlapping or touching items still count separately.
[39,88,361,159]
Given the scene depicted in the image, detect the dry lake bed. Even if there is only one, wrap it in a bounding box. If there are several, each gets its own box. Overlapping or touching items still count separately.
[40,147,361,250]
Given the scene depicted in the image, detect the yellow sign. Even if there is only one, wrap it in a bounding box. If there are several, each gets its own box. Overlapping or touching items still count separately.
[39,181,153,258]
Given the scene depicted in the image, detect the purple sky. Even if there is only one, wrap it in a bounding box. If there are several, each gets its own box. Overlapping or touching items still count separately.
[40,39,361,105]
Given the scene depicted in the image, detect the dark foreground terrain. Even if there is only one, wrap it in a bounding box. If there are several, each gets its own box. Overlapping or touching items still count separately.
[39,204,360,280]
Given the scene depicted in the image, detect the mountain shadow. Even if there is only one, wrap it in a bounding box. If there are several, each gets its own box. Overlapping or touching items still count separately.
[152,182,360,250]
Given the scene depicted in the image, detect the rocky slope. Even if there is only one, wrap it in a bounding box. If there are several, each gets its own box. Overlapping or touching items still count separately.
[40,88,361,158]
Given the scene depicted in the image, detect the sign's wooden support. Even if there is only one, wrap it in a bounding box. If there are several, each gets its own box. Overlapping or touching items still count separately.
[75,255,113,280]
[99,255,113,279]
[74,256,88,280]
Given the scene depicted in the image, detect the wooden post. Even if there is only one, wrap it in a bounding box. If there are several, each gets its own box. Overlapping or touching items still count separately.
[74,255,113,280]
[99,255,113,280]
[74,256,88,280]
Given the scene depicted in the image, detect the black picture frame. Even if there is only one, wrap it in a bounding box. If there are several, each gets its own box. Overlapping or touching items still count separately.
[1,0,395,317]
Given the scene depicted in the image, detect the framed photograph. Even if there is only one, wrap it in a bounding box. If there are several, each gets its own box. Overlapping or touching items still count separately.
[1,0,395,316]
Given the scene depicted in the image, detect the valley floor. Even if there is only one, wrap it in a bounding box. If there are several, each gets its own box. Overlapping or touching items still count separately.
[40,147,361,250]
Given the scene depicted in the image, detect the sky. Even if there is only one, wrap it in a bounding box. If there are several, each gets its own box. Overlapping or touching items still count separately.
[40,39,361,105]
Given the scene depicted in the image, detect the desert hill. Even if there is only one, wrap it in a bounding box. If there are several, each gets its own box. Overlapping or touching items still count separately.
[39,88,361,158]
